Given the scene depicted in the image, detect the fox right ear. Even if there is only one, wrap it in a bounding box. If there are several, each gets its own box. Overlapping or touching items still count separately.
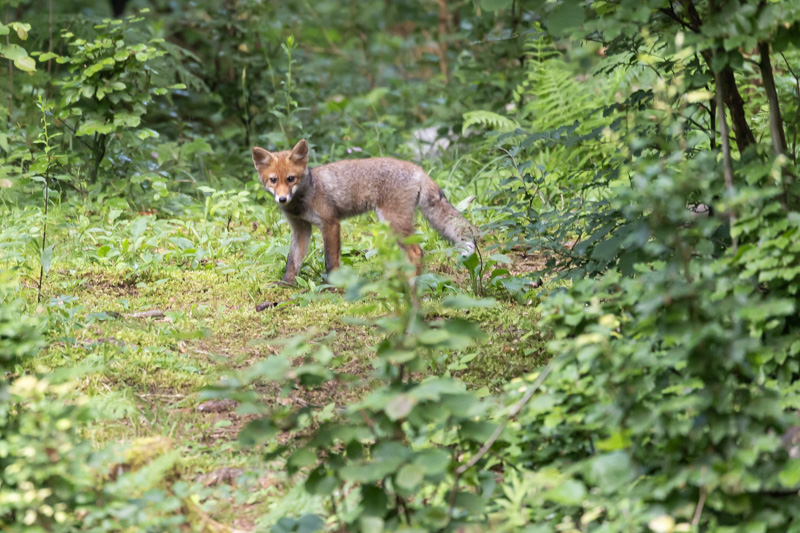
[252,147,274,169]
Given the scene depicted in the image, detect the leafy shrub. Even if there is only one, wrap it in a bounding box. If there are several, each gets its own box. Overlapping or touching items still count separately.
[0,272,186,531]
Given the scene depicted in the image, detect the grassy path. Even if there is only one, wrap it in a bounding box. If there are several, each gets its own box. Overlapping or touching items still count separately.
[31,264,544,529]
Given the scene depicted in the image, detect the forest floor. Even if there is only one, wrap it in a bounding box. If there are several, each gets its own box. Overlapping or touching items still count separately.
[32,249,546,529]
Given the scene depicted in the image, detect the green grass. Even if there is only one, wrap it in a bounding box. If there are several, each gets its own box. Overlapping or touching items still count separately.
[2,188,546,528]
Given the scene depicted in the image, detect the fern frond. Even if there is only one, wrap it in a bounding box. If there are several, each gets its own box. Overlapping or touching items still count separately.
[462,110,519,134]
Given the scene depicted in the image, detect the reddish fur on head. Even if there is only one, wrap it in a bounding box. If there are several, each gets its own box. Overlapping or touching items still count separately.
[252,139,309,204]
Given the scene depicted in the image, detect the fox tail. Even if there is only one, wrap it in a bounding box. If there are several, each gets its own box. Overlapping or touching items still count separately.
[419,178,478,256]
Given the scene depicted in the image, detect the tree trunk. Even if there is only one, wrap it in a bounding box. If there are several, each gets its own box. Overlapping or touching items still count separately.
[714,59,738,252]
[758,41,788,156]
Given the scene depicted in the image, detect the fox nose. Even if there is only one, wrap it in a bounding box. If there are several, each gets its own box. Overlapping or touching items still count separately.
[278,196,288,203]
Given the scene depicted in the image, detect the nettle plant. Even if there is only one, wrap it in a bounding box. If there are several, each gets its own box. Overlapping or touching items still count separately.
[45,11,184,183]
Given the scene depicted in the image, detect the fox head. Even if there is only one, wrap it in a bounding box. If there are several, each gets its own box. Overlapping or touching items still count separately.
[252,139,309,205]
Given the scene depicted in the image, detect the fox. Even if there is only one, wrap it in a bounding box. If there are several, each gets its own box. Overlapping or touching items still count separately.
[251,139,477,285]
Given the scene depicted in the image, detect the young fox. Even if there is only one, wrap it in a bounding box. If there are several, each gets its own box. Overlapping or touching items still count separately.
[251,139,477,285]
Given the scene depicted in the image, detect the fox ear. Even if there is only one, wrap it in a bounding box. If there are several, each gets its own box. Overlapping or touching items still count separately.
[252,147,274,169]
[290,139,309,164]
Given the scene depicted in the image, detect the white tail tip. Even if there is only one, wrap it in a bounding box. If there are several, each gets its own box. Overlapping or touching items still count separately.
[459,241,476,257]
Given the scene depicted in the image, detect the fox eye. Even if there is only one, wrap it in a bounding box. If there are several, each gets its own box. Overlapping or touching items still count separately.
[287,175,295,183]
[269,177,277,184]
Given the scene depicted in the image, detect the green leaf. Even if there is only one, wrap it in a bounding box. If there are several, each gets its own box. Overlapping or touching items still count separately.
[413,449,451,476]
[1,43,28,61]
[587,452,635,491]
[463,110,518,133]
[41,244,54,274]
[418,329,450,345]
[443,294,496,309]
[546,0,586,36]
[385,393,415,420]
[778,459,800,488]
[396,463,425,491]
[13,56,35,72]
[305,465,338,495]
[361,484,389,517]
[544,479,586,506]
[11,22,30,40]
[454,491,485,514]
[238,418,278,446]
[288,448,317,471]
[479,0,513,11]
[76,120,114,136]
[359,517,384,533]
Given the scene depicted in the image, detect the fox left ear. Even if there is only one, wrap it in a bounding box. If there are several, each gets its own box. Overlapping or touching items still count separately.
[290,139,309,164]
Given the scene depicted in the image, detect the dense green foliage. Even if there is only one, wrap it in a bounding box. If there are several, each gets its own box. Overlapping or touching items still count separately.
[2,0,800,531]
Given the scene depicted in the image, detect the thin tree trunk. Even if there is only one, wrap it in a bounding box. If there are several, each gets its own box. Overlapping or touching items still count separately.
[47,0,53,75]
[710,60,756,152]
[758,41,788,156]
[679,0,755,152]
[436,0,450,83]
[714,59,738,253]
[5,5,12,124]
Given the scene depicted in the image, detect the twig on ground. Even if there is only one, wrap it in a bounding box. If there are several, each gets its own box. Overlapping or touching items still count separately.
[131,309,166,319]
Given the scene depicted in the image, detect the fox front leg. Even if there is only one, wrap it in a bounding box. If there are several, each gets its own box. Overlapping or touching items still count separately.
[282,219,312,285]
[321,219,341,275]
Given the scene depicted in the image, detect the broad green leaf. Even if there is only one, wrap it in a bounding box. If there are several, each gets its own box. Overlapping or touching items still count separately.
[544,479,586,506]
[361,485,388,517]
[587,452,635,491]
[396,463,424,490]
[385,393,415,420]
[13,56,35,72]
[41,244,54,274]
[454,491,485,514]
[1,43,28,61]
[443,294,496,308]
[479,0,513,11]
[778,459,800,488]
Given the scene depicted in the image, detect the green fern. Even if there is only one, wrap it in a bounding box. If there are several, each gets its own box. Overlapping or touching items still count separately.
[462,110,519,134]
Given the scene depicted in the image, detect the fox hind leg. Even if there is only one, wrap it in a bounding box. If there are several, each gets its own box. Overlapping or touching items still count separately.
[321,219,341,275]
[377,205,423,275]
